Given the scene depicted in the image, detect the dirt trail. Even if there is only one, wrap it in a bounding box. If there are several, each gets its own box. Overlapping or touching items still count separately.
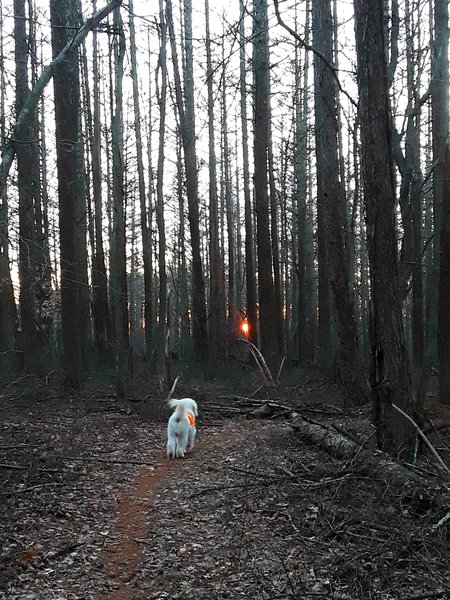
[100,461,176,600]
[98,425,243,599]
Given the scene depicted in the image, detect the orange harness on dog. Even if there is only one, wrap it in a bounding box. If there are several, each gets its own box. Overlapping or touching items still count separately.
[186,412,196,427]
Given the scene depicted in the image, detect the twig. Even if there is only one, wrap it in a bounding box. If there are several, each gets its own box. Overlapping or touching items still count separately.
[276,356,286,382]
[1,482,65,497]
[0,462,34,470]
[134,537,156,546]
[166,375,180,403]
[294,377,334,393]
[239,339,277,388]
[392,404,450,477]
[45,542,85,561]
[0,463,75,474]
[71,456,155,467]
[431,511,450,533]
[400,591,449,600]
[0,444,37,450]
[4,374,34,388]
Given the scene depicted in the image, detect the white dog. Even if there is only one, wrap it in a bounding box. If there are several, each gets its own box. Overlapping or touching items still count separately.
[166,396,198,458]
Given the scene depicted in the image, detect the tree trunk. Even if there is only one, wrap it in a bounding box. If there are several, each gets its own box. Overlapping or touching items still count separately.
[166,0,208,361]
[435,0,450,405]
[353,0,415,459]
[111,7,129,398]
[239,0,257,347]
[129,0,152,364]
[253,0,277,360]
[267,110,284,354]
[50,0,85,387]
[293,0,311,367]
[439,144,450,405]
[205,0,226,361]
[222,50,236,338]
[176,133,190,353]
[89,0,111,357]
[76,107,91,364]
[0,0,17,373]
[29,0,52,347]
[155,0,168,373]
[313,0,367,404]
[145,29,154,363]
[15,0,42,376]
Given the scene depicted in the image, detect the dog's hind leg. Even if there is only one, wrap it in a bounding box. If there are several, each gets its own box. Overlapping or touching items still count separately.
[167,435,176,458]
[176,431,188,457]
[187,426,196,451]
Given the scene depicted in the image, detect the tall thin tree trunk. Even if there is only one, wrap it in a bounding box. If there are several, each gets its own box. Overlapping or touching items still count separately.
[111,8,129,398]
[50,0,84,387]
[267,109,284,354]
[166,0,208,361]
[253,0,277,361]
[435,0,450,405]
[145,29,154,363]
[15,0,41,375]
[0,0,17,373]
[155,0,168,374]
[76,107,91,363]
[222,47,236,336]
[29,0,52,346]
[176,132,190,352]
[239,0,257,346]
[206,0,225,361]
[353,0,415,458]
[130,0,152,365]
[89,0,110,357]
[313,0,367,404]
[294,0,311,367]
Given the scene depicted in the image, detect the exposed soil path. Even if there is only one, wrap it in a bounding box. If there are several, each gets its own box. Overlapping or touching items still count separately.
[98,424,247,599]
[100,463,174,600]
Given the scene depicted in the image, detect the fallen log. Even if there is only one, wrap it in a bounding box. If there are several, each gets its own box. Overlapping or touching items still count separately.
[289,413,449,508]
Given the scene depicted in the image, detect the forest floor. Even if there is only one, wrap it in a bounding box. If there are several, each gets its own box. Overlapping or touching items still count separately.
[0,373,449,600]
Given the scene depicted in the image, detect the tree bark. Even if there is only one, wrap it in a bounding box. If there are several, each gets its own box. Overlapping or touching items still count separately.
[166,0,208,361]
[313,0,368,404]
[353,0,415,459]
[267,109,284,354]
[0,0,17,374]
[239,0,257,347]
[222,50,236,339]
[50,0,85,388]
[110,7,129,398]
[253,0,277,360]
[155,0,168,372]
[205,0,226,361]
[88,0,111,357]
[14,0,41,376]
[435,0,450,405]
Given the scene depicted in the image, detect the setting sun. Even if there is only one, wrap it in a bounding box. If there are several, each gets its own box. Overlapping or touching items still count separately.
[241,320,250,336]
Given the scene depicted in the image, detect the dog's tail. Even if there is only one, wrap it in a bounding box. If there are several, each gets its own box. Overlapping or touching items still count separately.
[167,397,188,418]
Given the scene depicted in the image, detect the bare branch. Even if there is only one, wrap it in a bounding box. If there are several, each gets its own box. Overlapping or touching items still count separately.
[273,0,357,109]
[0,0,122,199]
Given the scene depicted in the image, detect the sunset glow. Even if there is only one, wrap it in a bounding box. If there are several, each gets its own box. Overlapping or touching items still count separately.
[241,320,250,336]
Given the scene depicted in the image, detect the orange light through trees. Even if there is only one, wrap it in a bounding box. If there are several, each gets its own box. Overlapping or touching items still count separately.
[241,320,250,337]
